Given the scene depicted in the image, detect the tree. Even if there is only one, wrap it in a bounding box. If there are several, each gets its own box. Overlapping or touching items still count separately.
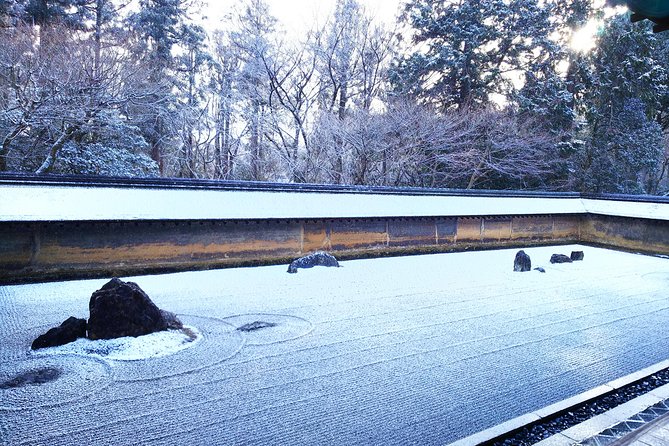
[262,30,321,182]
[209,29,242,179]
[307,99,559,189]
[18,0,83,26]
[391,0,561,110]
[315,0,395,183]
[126,0,193,173]
[229,0,278,180]
[0,21,159,174]
[574,15,668,193]
[171,22,212,177]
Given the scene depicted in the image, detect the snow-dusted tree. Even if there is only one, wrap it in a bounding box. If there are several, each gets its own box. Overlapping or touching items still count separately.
[52,109,158,177]
[578,99,665,193]
[0,21,160,174]
[319,0,363,118]
[229,0,278,180]
[171,22,212,178]
[317,0,395,113]
[314,0,396,183]
[209,30,242,179]
[449,107,561,190]
[574,15,668,193]
[262,30,322,182]
[307,99,559,189]
[11,0,85,26]
[126,0,193,173]
[391,0,561,110]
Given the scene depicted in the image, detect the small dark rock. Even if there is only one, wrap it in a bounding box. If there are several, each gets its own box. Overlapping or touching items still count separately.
[160,310,183,330]
[570,251,584,261]
[0,367,61,389]
[88,278,179,340]
[288,251,340,274]
[513,250,532,272]
[534,267,546,273]
[550,254,573,264]
[237,321,278,332]
[83,344,121,356]
[31,316,87,350]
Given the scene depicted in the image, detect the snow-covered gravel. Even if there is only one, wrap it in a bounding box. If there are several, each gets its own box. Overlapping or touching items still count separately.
[1,244,669,445]
[32,326,201,361]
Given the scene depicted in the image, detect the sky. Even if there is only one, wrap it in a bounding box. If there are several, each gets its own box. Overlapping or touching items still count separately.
[204,0,403,34]
[202,0,619,55]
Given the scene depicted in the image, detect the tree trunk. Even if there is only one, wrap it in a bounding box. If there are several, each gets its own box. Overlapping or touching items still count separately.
[250,104,260,180]
[223,113,232,178]
[94,0,103,79]
[331,82,349,184]
[0,123,27,171]
[35,125,79,174]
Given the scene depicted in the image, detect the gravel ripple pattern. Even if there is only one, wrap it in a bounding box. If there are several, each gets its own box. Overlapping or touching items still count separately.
[1,245,669,445]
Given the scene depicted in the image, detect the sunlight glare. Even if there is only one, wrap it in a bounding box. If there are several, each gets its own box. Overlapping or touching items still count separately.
[570,21,599,52]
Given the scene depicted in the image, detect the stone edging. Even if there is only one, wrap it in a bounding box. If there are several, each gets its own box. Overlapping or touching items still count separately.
[447,359,669,446]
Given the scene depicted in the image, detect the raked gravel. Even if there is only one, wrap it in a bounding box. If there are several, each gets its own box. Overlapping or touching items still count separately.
[1,244,669,445]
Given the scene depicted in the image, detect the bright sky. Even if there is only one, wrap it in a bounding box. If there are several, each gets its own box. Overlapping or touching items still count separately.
[570,1,628,52]
[202,0,622,54]
[204,0,403,34]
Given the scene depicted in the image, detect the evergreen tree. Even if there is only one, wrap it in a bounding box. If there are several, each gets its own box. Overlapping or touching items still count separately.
[126,0,193,174]
[575,15,668,193]
[391,0,560,110]
[0,5,159,175]
[173,22,211,177]
[229,0,277,180]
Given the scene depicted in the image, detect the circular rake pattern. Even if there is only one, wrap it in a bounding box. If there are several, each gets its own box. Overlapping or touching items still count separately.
[9,313,312,388]
[642,271,669,283]
[222,313,313,346]
[0,354,112,411]
[107,314,243,382]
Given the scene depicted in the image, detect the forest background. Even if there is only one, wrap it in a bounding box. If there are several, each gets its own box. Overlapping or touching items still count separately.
[1,0,668,194]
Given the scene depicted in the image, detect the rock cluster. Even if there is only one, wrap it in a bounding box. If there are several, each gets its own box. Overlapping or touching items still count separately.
[550,251,586,264]
[31,278,182,349]
[514,249,586,273]
[288,251,340,274]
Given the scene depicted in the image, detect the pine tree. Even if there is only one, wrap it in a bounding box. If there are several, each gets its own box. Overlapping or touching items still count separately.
[391,0,560,110]
[126,0,192,174]
[575,14,668,193]
[229,0,277,180]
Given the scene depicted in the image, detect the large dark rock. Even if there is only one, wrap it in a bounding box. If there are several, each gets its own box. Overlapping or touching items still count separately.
[288,251,340,274]
[570,251,585,261]
[513,250,532,272]
[88,278,179,340]
[550,254,573,264]
[31,316,87,350]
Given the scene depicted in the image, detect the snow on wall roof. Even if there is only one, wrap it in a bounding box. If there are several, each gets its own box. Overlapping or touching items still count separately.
[0,184,667,222]
[0,184,586,221]
[581,198,669,220]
